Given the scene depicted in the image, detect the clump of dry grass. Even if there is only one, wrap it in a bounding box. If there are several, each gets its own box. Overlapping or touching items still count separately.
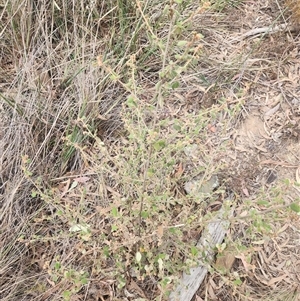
[0,0,218,299]
[0,0,139,299]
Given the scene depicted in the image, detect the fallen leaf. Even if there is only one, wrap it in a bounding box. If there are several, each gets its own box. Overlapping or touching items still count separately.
[236,253,255,272]
[240,210,248,217]
[157,225,164,238]
[69,224,90,233]
[136,252,142,263]
[97,55,103,67]
[46,278,55,287]
[128,280,147,299]
[208,281,217,300]
[97,113,108,120]
[264,103,281,118]
[215,246,236,272]
[96,206,112,215]
[73,176,90,183]
[106,185,122,197]
[242,187,249,197]
[174,162,184,178]
[208,124,217,133]
[60,179,71,197]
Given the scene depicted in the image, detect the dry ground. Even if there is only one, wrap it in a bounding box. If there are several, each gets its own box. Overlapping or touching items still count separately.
[194,1,300,300]
[0,0,300,301]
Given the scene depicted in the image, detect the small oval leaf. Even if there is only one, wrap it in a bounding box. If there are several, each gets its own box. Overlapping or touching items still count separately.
[290,203,300,213]
[136,251,142,263]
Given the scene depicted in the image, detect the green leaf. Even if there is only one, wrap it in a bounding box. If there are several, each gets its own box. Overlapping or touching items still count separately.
[126,95,137,108]
[54,262,61,270]
[168,227,176,234]
[290,203,300,213]
[161,277,171,287]
[141,211,149,218]
[103,245,110,257]
[153,140,166,151]
[117,277,126,289]
[31,190,37,198]
[171,81,180,89]
[257,200,270,206]
[147,168,155,176]
[69,224,90,233]
[25,170,33,177]
[70,181,78,190]
[111,207,118,217]
[174,54,182,60]
[190,246,198,256]
[64,270,72,278]
[109,73,119,81]
[63,290,72,301]
[111,224,118,231]
[177,40,188,47]
[233,278,242,286]
[173,123,181,131]
[80,275,88,285]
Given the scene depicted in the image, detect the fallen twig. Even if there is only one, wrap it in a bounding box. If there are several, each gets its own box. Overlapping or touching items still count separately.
[169,206,232,301]
[230,23,299,42]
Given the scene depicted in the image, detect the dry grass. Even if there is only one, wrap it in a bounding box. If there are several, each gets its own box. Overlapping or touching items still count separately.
[1,0,300,300]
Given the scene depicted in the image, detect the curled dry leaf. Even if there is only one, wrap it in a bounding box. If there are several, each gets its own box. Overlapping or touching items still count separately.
[208,279,218,300]
[73,176,90,183]
[207,124,217,133]
[157,225,164,238]
[174,162,184,178]
[235,253,255,272]
[264,103,281,119]
[215,246,236,272]
[242,187,249,197]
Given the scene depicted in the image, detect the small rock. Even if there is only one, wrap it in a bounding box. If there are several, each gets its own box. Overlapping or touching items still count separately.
[184,174,219,199]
